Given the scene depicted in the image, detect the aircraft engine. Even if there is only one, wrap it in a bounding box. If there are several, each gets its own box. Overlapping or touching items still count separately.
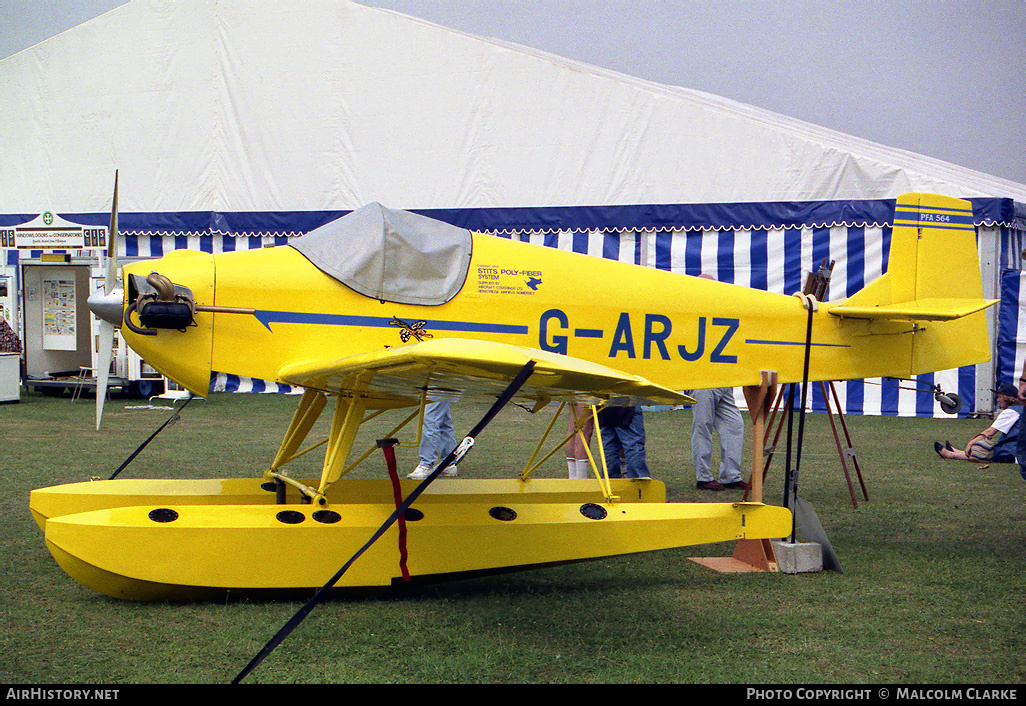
[125,272,196,334]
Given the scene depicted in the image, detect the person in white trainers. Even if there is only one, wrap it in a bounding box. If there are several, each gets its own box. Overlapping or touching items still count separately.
[408,399,458,479]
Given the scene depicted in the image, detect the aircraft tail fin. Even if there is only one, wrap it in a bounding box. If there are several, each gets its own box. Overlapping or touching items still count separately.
[829,193,996,322]
[828,193,996,375]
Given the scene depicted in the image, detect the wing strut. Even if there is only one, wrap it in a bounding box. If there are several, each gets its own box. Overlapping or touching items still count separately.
[231,360,538,684]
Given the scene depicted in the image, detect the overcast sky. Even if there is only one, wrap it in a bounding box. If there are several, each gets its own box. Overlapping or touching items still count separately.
[2,0,1024,184]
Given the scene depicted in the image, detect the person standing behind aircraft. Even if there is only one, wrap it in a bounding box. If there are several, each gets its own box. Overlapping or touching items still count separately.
[690,273,747,492]
[409,399,458,479]
[597,406,651,479]
[690,387,747,491]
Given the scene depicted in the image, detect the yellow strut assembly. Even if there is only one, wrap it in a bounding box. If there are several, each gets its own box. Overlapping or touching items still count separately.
[269,388,625,505]
[265,385,427,503]
[519,402,618,502]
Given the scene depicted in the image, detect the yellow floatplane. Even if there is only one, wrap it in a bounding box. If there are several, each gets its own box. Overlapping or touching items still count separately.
[30,184,995,601]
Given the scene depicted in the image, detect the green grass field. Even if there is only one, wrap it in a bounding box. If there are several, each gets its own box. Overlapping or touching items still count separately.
[2,388,1023,684]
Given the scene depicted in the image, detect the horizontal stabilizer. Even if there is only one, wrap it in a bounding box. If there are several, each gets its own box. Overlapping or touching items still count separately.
[829,297,996,322]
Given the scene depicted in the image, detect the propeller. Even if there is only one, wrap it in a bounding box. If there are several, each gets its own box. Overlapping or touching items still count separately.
[90,171,120,430]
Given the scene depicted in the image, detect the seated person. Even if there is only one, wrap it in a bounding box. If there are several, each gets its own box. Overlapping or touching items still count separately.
[935,383,1022,463]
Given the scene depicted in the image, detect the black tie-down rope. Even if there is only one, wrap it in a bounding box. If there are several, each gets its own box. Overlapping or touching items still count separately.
[231,360,537,684]
[108,394,194,480]
[783,297,815,541]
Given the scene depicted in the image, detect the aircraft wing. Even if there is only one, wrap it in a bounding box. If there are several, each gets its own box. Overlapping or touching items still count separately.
[277,338,694,407]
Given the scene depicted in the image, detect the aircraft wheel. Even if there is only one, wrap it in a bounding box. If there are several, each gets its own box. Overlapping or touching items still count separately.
[936,392,961,415]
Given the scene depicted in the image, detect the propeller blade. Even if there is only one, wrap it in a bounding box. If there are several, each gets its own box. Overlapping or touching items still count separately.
[96,171,119,430]
[95,321,114,430]
[105,170,119,293]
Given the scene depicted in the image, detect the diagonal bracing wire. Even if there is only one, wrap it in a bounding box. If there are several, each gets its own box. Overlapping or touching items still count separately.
[231,360,537,684]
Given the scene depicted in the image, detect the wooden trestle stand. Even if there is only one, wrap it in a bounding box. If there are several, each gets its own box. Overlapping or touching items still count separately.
[688,370,781,573]
[752,380,869,509]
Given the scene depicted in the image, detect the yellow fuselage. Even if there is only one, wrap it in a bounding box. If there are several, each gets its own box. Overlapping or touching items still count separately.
[121,233,988,400]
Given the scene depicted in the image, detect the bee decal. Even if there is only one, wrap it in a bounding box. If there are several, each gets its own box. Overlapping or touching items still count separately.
[390,317,433,343]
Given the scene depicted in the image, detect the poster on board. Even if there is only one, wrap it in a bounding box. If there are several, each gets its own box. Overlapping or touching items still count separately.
[42,275,76,351]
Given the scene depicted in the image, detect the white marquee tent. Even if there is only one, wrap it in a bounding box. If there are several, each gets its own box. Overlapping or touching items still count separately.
[3,0,1026,414]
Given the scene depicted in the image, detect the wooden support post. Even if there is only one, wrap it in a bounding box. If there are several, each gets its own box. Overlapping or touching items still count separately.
[742,370,778,504]
[690,370,781,574]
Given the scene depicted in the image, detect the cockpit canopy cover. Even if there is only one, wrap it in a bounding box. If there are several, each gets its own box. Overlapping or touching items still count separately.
[290,202,472,306]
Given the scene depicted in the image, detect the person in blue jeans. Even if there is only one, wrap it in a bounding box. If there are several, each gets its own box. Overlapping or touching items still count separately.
[597,406,651,479]
[408,398,458,479]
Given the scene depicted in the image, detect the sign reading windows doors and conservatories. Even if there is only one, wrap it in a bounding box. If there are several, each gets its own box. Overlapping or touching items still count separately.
[0,212,106,250]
